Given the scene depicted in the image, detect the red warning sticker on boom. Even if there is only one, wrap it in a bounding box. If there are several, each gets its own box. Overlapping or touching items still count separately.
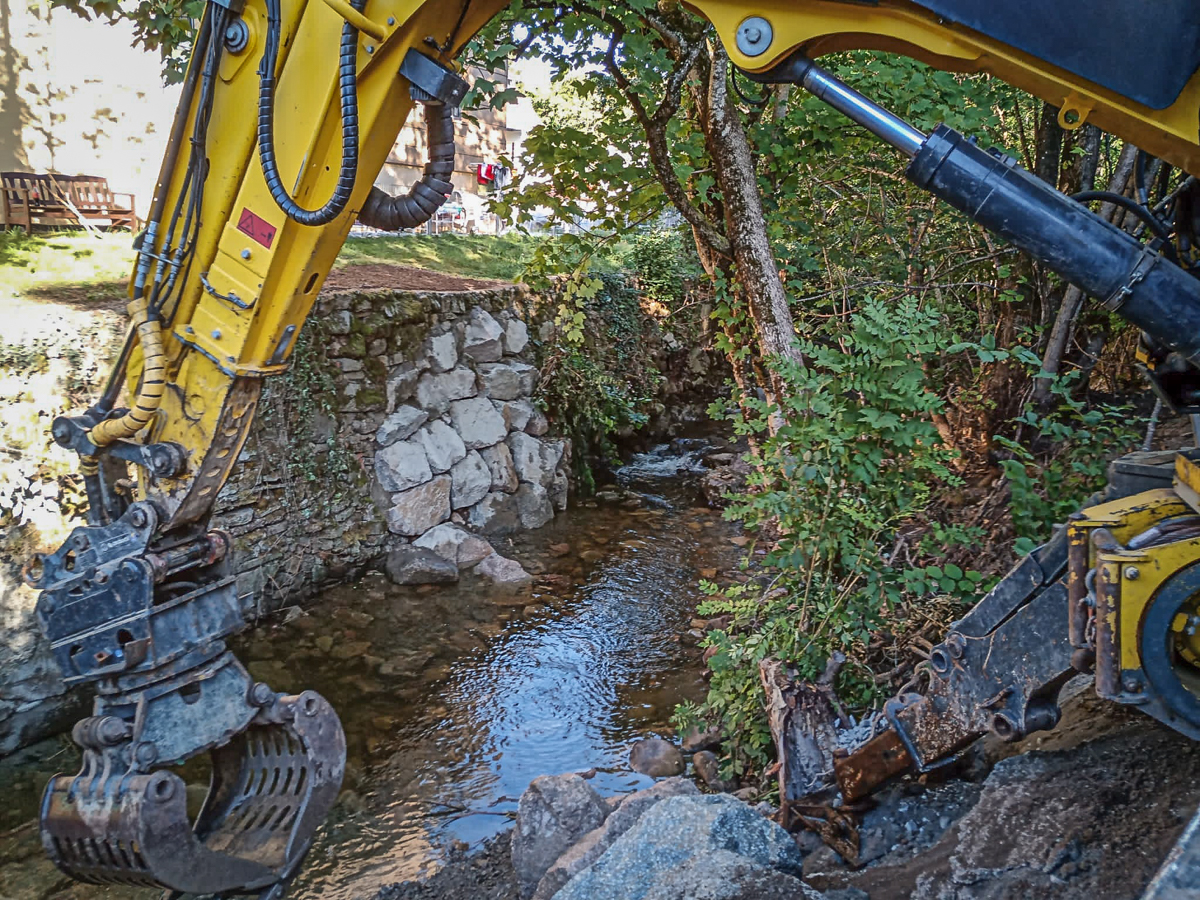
[237,208,277,249]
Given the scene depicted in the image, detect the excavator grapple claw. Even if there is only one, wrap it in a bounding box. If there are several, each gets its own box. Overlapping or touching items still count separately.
[25,503,346,895]
[41,691,345,894]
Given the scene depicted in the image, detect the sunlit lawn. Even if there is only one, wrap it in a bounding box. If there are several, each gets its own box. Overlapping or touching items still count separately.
[0,229,543,304]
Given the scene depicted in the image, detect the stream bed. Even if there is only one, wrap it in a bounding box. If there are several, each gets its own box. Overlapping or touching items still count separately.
[0,439,745,900]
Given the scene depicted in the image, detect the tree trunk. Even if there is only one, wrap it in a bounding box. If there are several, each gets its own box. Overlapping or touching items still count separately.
[704,44,804,425]
[759,657,839,801]
[1033,142,1140,405]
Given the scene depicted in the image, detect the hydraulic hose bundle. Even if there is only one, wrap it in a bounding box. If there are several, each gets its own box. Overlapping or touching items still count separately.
[257,0,364,225]
[358,102,457,231]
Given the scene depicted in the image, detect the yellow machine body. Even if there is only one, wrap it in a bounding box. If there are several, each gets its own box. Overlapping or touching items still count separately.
[130,0,1200,535]
[37,0,1200,893]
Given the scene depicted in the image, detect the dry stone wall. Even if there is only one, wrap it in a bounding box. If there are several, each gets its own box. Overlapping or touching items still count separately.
[211,284,571,609]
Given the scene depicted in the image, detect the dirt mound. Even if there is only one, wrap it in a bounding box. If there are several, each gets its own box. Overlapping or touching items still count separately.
[324,264,509,294]
[808,692,1200,899]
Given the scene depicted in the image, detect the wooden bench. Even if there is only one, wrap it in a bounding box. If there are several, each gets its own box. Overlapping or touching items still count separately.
[1,172,137,232]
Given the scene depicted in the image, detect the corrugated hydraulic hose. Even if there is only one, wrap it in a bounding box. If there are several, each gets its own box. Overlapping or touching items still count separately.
[257,0,363,226]
[358,103,456,231]
[88,298,166,446]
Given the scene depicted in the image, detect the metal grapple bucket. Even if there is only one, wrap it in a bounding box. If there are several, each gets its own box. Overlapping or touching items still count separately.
[27,505,346,896]
[40,683,345,895]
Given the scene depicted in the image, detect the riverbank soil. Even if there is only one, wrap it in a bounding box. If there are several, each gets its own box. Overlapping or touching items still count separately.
[375,834,518,900]
[805,687,1200,899]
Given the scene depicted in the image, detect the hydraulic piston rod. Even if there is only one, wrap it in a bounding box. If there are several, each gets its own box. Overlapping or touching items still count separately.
[748,54,927,157]
[757,54,1200,367]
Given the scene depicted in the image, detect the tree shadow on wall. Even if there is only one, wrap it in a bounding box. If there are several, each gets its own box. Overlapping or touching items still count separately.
[0,0,32,171]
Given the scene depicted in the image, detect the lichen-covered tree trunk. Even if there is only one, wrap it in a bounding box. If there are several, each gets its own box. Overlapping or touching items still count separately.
[704,44,804,419]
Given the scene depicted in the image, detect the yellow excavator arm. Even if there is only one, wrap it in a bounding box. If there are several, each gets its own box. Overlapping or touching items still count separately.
[23,0,1200,894]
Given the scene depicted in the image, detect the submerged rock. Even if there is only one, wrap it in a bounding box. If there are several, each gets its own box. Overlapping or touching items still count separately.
[512,773,610,898]
[475,553,533,587]
[384,546,459,585]
[630,738,685,778]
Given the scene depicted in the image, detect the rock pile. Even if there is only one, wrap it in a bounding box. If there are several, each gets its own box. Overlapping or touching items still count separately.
[512,774,821,900]
[374,306,570,584]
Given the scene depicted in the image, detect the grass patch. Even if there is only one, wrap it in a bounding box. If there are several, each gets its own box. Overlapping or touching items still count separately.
[335,233,541,281]
[0,230,133,304]
[0,229,631,302]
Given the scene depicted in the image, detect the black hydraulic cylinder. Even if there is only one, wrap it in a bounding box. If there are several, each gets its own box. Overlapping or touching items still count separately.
[908,125,1200,364]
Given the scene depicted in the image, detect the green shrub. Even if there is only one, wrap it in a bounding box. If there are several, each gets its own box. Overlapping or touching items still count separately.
[677,298,980,774]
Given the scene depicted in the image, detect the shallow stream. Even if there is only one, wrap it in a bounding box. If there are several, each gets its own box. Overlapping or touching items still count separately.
[0,439,744,900]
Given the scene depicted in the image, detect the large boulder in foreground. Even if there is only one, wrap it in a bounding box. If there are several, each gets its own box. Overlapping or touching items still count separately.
[532,778,699,900]
[643,849,822,900]
[512,773,610,898]
[554,794,804,900]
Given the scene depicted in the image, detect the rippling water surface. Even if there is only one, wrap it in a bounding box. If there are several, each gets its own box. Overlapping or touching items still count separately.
[0,440,743,900]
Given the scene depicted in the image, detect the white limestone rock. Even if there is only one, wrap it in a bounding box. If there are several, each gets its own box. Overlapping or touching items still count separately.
[469,491,522,535]
[423,327,459,374]
[480,441,520,493]
[386,476,451,537]
[415,367,477,415]
[449,397,509,449]
[550,468,570,512]
[386,364,421,410]
[417,420,467,473]
[375,439,433,493]
[525,407,550,437]
[509,361,540,395]
[508,432,556,488]
[516,482,555,529]
[462,307,504,363]
[414,523,494,568]
[450,450,492,509]
[503,317,530,355]
[478,362,522,401]
[495,398,536,432]
[376,406,428,446]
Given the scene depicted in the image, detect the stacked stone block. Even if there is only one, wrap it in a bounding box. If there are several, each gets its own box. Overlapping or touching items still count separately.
[375,307,569,565]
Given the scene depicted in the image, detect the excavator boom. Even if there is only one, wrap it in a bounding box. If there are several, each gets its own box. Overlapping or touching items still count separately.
[24,0,1200,894]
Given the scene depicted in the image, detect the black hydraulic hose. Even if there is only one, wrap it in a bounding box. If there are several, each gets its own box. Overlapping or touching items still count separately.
[1134,149,1157,207]
[257,0,362,226]
[909,125,1200,365]
[1071,189,1176,252]
[358,103,456,231]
